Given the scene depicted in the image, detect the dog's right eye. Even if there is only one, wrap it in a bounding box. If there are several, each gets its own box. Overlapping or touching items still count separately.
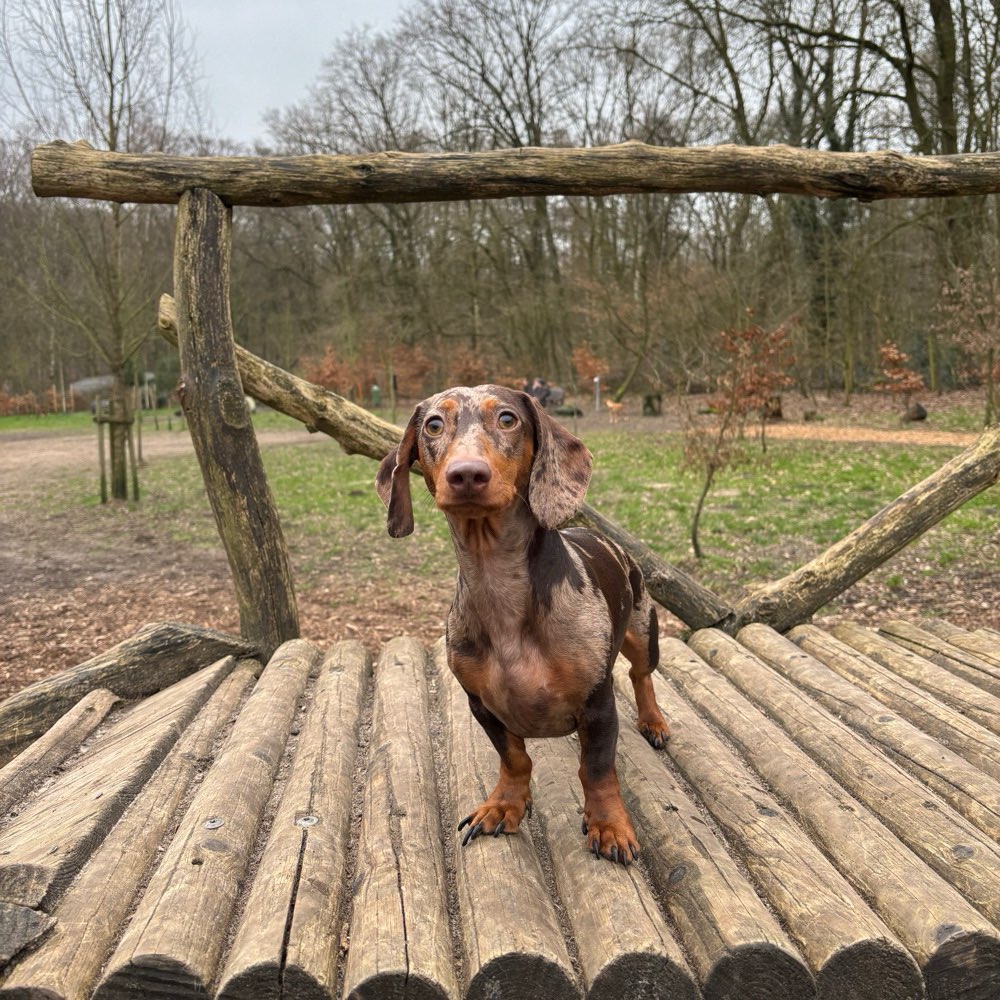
[424,416,445,436]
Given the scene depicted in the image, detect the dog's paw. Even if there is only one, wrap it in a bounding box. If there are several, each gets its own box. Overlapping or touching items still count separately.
[582,813,640,866]
[457,796,532,846]
[637,711,671,749]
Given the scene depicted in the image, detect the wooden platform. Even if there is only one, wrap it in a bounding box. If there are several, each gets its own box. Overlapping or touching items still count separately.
[2,620,999,1000]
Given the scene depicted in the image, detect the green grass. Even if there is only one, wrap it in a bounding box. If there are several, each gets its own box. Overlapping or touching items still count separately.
[15,401,994,610]
[579,428,996,597]
[84,423,993,603]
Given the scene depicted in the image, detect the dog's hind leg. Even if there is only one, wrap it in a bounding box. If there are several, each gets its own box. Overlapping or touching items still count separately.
[621,589,671,748]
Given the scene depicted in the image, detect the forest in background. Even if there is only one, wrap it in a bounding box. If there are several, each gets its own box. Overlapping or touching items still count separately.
[2,0,999,419]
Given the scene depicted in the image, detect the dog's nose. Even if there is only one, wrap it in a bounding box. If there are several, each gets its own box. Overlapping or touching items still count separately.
[445,459,492,496]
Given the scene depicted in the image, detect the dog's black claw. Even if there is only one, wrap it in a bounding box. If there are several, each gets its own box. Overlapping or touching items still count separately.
[630,845,640,862]
[526,801,533,819]
[493,820,506,837]
[581,818,588,836]
[458,815,472,832]
[462,822,484,847]
[610,845,618,864]
[591,838,600,858]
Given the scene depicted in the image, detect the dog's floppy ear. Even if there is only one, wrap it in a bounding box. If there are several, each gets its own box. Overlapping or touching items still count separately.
[375,405,423,538]
[523,393,593,529]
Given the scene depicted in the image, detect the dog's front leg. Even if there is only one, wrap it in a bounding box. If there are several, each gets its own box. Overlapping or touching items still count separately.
[458,693,534,845]
[577,675,640,864]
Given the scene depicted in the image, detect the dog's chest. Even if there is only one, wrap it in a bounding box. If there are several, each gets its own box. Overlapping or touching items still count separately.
[449,628,604,739]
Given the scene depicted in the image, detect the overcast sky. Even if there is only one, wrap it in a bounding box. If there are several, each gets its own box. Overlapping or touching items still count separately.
[179,0,409,147]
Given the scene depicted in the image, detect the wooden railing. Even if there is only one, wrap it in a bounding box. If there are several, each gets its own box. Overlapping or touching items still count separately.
[31,139,1000,656]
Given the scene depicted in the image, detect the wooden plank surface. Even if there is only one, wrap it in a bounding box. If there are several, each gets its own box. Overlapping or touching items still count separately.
[739,623,1000,840]
[689,628,1000,925]
[529,733,700,1000]
[94,640,316,999]
[4,626,1000,1000]
[663,637,1000,997]
[341,638,458,1000]
[2,660,258,1000]
[0,688,119,816]
[217,641,369,1000]
[0,621,254,763]
[432,644,578,1000]
[790,624,1000,780]
[614,663,922,1000]
[879,620,1000,695]
[611,705,814,998]
[0,655,236,910]
[832,622,1000,735]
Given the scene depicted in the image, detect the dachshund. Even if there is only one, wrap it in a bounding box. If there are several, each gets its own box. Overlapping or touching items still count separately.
[376,385,669,864]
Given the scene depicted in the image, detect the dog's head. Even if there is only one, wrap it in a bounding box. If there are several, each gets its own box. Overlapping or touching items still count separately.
[376,384,593,537]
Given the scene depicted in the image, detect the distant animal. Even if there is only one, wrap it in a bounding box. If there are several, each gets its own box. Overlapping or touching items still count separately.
[376,385,669,864]
[605,399,624,423]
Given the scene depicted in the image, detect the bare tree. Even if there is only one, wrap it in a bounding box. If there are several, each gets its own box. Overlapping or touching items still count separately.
[1,0,204,498]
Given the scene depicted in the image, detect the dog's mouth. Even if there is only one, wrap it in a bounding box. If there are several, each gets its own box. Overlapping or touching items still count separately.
[437,495,506,518]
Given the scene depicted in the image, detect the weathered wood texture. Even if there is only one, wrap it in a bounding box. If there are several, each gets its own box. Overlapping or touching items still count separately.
[217,642,369,1000]
[0,688,119,816]
[433,641,578,1000]
[95,639,314,999]
[878,620,1000,694]
[688,628,1000,926]
[32,139,1000,206]
[832,621,1000,734]
[3,620,1000,1000]
[158,293,735,632]
[661,637,1000,998]
[341,638,458,1000]
[733,424,1000,631]
[613,665,922,1000]
[0,655,237,912]
[173,188,299,659]
[789,624,1000,780]
[159,293,402,460]
[738,623,1000,841]
[2,660,258,1000]
[0,620,254,763]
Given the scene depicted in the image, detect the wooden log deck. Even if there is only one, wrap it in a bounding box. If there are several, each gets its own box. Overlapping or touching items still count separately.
[2,619,1000,1000]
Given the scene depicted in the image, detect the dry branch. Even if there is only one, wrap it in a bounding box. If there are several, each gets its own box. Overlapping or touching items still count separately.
[32,139,1000,206]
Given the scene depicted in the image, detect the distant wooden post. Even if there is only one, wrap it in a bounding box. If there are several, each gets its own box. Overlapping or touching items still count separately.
[94,402,108,504]
[173,187,299,658]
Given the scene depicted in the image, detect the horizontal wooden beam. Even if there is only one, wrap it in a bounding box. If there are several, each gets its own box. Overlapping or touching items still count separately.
[32,138,1000,207]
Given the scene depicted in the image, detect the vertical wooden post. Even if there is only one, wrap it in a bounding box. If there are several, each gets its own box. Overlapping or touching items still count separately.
[95,403,108,505]
[173,187,299,658]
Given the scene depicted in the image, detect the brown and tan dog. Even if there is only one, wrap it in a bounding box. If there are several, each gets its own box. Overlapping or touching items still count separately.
[376,384,669,864]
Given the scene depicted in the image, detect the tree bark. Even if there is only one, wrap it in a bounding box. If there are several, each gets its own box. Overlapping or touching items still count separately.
[33,139,1000,207]
[173,189,299,658]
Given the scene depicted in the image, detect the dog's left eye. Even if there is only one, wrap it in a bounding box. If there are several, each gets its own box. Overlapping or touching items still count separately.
[498,411,519,430]
[424,416,445,436]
